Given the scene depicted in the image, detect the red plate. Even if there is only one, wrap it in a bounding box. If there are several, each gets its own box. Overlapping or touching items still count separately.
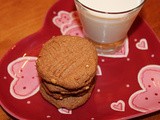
[0,0,160,119]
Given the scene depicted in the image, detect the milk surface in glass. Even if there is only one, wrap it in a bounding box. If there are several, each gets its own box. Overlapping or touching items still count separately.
[75,0,144,53]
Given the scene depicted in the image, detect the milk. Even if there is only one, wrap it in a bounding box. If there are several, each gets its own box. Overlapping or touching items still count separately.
[75,0,145,53]
[77,0,142,13]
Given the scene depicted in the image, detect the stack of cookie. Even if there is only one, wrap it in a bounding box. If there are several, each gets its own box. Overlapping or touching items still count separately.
[36,35,97,109]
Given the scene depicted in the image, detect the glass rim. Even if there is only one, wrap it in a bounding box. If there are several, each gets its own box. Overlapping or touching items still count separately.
[75,0,146,14]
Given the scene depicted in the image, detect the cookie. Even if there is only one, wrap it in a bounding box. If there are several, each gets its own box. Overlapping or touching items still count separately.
[36,35,97,89]
[40,83,95,109]
[41,83,92,100]
[42,77,95,95]
[41,83,68,100]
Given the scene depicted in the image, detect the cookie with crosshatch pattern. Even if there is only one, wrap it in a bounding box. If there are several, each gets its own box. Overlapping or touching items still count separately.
[36,35,97,90]
[36,35,97,109]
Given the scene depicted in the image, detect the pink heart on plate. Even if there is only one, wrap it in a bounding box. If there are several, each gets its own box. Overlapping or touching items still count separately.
[8,56,40,99]
[58,108,72,114]
[52,11,72,28]
[129,65,160,112]
[110,100,125,112]
[136,38,148,50]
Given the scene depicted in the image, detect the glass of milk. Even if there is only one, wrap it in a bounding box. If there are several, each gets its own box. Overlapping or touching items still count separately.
[74,0,145,54]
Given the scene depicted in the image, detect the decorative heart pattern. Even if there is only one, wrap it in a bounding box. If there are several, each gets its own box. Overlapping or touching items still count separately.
[52,11,84,37]
[129,65,160,112]
[136,38,148,50]
[110,100,125,112]
[52,11,72,28]
[8,57,40,99]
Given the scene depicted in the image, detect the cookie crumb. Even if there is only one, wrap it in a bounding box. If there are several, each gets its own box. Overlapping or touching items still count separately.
[51,79,56,84]
[86,65,89,68]
[85,86,89,90]
[59,97,63,100]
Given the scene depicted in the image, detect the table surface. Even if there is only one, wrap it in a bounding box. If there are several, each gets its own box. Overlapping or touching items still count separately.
[0,0,160,119]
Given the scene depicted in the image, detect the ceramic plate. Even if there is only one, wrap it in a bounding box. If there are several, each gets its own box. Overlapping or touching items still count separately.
[0,0,160,119]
